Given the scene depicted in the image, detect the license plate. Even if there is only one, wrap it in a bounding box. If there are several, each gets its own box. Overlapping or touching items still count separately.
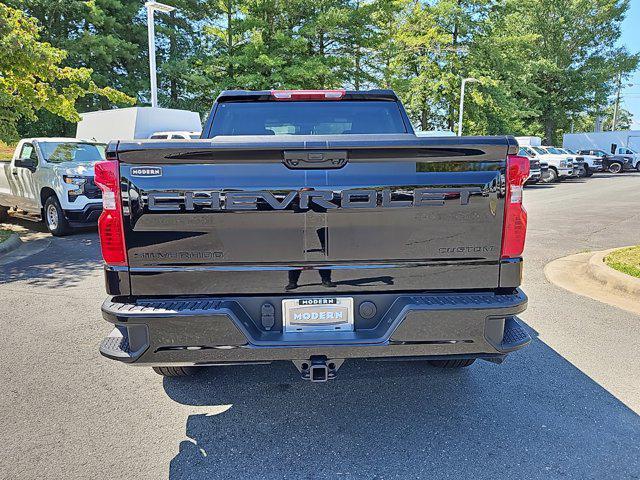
[282,297,354,333]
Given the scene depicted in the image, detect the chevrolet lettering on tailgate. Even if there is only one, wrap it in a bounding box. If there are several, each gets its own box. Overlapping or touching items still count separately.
[146,187,483,211]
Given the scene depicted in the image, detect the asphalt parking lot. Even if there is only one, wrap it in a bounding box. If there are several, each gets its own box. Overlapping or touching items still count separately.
[1,173,639,480]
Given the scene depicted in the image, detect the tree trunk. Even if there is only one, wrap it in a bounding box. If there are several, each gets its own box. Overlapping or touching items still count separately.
[354,47,361,90]
[169,11,178,106]
[227,0,234,79]
[421,108,429,130]
[544,120,555,145]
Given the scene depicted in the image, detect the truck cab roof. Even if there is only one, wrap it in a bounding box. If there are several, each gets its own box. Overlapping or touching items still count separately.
[215,89,399,103]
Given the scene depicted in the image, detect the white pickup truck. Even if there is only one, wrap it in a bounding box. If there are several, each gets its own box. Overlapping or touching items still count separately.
[521,145,573,182]
[0,138,106,236]
[613,146,640,170]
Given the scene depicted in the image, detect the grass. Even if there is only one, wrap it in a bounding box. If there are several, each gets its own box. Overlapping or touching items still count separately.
[0,229,13,243]
[605,246,640,279]
[0,141,15,161]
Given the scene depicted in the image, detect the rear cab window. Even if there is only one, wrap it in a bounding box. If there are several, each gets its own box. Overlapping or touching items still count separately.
[210,100,408,136]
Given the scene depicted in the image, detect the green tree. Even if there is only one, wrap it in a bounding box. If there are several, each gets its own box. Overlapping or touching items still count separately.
[386,0,452,130]
[5,0,637,140]
[515,0,638,143]
[573,104,633,132]
[0,3,132,142]
[7,0,146,136]
[153,1,219,114]
[457,0,542,136]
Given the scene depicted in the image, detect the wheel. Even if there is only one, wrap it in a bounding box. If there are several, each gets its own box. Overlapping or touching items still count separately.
[636,162,640,172]
[608,162,622,174]
[544,167,558,183]
[428,359,476,368]
[0,205,8,222]
[43,196,71,236]
[152,366,196,377]
[577,166,587,178]
[585,167,593,177]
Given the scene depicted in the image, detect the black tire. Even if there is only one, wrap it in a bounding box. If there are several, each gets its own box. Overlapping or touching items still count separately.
[0,205,8,222]
[152,366,196,377]
[428,359,476,368]
[544,167,559,183]
[608,162,623,174]
[43,196,71,236]
[636,162,640,172]
[577,166,587,178]
[585,167,593,177]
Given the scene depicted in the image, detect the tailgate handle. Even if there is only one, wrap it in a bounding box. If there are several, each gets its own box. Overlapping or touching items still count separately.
[283,150,348,169]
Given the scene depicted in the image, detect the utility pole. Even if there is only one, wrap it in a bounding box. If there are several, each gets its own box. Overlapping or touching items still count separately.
[612,72,622,131]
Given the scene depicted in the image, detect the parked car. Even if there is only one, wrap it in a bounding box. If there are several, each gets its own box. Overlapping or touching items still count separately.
[525,146,573,182]
[576,149,634,174]
[148,131,201,139]
[563,148,603,176]
[612,146,640,171]
[0,138,105,235]
[96,89,531,381]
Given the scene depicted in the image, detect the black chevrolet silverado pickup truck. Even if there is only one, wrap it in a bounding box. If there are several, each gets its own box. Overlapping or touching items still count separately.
[97,89,531,382]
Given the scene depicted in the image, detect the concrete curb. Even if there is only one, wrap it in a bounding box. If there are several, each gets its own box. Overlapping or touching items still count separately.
[586,248,640,298]
[0,233,22,257]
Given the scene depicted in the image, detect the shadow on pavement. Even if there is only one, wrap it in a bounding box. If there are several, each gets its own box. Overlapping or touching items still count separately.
[0,215,49,234]
[0,230,100,287]
[164,331,640,479]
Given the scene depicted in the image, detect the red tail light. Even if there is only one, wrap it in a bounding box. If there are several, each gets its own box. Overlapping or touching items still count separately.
[501,154,530,259]
[94,160,127,266]
[270,89,345,101]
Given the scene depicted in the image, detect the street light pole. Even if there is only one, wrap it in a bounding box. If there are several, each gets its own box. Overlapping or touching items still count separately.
[145,1,176,108]
[146,6,158,108]
[457,77,479,136]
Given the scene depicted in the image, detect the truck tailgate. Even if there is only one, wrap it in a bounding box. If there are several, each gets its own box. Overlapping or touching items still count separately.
[114,135,515,295]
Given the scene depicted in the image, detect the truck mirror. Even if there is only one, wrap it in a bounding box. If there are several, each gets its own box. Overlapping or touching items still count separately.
[15,158,36,171]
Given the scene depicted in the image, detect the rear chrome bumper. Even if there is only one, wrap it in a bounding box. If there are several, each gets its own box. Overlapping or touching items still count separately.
[99,289,530,366]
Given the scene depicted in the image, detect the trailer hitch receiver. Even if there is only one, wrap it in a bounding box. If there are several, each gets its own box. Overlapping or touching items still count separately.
[292,357,344,382]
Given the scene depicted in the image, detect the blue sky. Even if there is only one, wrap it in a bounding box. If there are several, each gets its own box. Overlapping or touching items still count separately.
[619,0,640,128]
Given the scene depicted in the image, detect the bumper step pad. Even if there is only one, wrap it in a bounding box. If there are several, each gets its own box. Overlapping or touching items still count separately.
[100,331,131,359]
[500,316,531,351]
